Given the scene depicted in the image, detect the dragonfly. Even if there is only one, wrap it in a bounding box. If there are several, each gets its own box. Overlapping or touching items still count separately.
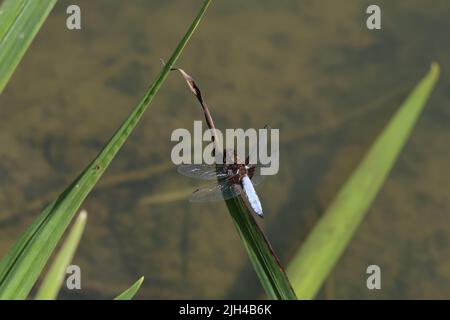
[177,149,269,218]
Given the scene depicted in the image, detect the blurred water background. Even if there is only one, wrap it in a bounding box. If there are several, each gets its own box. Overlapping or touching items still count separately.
[0,0,449,299]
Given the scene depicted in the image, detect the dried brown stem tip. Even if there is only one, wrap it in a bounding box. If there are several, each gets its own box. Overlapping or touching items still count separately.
[169,66,220,156]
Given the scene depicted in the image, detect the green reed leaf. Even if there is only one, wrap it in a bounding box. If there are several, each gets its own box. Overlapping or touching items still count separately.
[287,63,440,299]
[0,0,57,94]
[114,277,144,300]
[35,211,87,300]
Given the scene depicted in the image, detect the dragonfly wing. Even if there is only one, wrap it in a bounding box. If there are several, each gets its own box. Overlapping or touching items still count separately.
[177,164,228,180]
[189,181,242,202]
[247,164,266,186]
[246,136,279,187]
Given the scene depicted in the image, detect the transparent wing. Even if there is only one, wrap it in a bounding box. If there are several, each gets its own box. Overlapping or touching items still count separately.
[247,164,266,186]
[177,164,228,180]
[247,150,279,187]
[189,180,242,202]
[246,128,278,187]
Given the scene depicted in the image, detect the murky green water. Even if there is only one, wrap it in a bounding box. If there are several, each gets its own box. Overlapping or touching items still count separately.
[0,0,449,299]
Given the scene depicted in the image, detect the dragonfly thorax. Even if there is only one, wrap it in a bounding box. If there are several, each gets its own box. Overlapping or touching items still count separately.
[223,163,247,185]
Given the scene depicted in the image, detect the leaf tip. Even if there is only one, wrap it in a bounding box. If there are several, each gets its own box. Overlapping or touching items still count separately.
[79,209,88,220]
[430,62,440,77]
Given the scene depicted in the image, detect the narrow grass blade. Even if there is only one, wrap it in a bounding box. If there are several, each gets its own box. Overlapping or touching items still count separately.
[0,0,213,299]
[287,63,440,299]
[34,211,87,300]
[114,277,144,300]
[0,0,57,94]
[225,197,297,300]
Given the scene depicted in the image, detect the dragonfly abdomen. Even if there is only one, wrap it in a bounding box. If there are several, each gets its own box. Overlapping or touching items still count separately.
[241,175,264,217]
